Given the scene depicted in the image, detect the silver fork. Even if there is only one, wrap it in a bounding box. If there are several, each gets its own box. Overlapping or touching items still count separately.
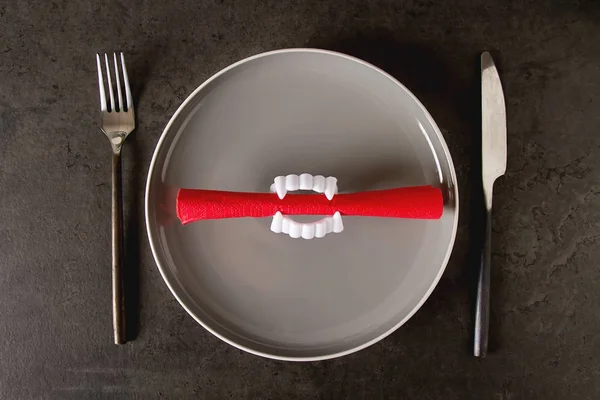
[96,53,135,344]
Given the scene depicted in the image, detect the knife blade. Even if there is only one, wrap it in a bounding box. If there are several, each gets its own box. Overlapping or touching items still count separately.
[474,51,507,357]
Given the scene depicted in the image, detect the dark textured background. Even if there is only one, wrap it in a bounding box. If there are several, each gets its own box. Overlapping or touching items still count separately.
[1,0,600,398]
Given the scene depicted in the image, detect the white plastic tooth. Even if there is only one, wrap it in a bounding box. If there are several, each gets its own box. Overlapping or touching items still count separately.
[315,220,327,238]
[270,212,283,233]
[324,177,338,200]
[285,174,299,191]
[299,173,313,190]
[274,176,287,199]
[332,212,344,233]
[288,220,302,239]
[301,223,316,240]
[312,175,326,193]
[325,216,333,233]
[281,217,290,234]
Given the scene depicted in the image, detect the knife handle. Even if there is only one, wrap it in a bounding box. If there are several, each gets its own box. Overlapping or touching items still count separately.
[474,207,492,357]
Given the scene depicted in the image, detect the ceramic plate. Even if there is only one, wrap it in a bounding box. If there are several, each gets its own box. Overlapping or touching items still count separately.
[145,49,458,361]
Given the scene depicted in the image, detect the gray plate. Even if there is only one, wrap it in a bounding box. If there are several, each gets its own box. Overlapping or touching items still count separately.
[145,49,458,361]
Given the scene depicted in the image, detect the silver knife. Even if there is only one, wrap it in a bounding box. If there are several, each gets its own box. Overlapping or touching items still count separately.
[474,51,507,357]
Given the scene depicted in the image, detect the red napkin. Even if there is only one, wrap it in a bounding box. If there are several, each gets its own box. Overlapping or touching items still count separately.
[176,186,443,225]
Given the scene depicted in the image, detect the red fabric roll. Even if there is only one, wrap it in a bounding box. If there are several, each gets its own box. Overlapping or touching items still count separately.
[176,186,443,225]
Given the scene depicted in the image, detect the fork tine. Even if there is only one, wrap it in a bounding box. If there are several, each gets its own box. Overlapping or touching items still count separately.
[113,53,123,112]
[104,53,115,112]
[120,53,133,111]
[96,54,107,112]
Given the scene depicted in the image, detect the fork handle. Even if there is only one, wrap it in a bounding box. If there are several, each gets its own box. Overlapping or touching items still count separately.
[112,151,126,344]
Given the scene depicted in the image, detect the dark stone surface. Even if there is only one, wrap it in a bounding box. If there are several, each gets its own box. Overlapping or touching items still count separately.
[1,0,600,398]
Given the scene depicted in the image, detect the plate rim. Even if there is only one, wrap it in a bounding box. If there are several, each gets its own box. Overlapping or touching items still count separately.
[145,47,459,361]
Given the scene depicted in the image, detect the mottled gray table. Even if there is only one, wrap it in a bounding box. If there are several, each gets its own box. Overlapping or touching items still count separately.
[1,1,600,399]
